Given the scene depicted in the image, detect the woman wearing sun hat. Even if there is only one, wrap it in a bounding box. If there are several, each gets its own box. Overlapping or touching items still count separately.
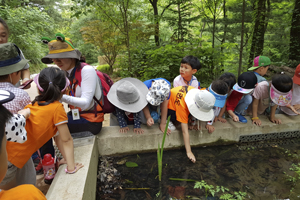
[41,33,103,136]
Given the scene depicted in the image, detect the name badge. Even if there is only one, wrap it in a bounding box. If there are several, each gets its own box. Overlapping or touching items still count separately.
[72,109,80,120]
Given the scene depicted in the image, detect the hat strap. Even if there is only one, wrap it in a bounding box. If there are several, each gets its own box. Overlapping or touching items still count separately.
[0,55,21,67]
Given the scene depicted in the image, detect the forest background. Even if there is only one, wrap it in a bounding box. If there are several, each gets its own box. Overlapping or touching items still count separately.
[1,0,300,87]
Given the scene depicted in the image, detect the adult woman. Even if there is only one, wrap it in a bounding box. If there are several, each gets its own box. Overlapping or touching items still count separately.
[41,34,103,136]
[0,18,31,87]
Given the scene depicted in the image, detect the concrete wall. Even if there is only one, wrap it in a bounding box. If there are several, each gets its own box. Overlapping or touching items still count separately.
[46,114,300,199]
[97,114,300,156]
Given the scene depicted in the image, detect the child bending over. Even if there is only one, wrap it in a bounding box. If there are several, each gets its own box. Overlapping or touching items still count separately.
[2,67,83,189]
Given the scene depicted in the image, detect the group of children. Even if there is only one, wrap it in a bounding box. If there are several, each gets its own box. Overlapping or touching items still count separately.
[1,25,300,198]
[107,55,300,163]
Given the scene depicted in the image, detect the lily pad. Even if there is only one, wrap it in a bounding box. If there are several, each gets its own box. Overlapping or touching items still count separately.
[125,161,138,168]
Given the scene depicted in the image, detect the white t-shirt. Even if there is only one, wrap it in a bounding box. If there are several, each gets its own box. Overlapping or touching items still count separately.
[173,75,199,88]
[280,83,300,115]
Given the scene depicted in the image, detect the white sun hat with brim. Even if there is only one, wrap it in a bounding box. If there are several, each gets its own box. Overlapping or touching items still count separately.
[107,77,148,113]
[185,89,215,121]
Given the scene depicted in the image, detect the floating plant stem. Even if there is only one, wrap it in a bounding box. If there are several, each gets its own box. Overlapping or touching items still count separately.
[157,116,171,181]
[169,178,197,182]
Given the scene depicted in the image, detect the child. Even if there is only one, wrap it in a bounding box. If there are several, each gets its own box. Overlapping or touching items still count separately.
[206,80,229,133]
[0,18,31,88]
[0,42,31,114]
[173,55,201,88]
[281,64,300,115]
[226,72,257,123]
[0,89,46,199]
[166,86,215,163]
[108,78,148,134]
[248,56,271,83]
[251,74,293,126]
[142,78,171,134]
[214,72,236,123]
[2,67,83,189]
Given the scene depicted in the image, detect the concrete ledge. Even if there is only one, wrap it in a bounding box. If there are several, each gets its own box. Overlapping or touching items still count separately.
[46,136,98,200]
[96,114,300,155]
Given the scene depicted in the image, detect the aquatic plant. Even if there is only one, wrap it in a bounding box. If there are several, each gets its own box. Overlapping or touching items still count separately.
[157,116,171,181]
[194,180,246,200]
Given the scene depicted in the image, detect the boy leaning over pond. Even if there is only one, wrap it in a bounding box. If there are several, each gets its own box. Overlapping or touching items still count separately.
[164,86,215,163]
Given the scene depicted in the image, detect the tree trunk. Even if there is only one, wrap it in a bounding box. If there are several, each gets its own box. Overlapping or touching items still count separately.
[149,0,160,46]
[220,0,227,73]
[238,0,246,76]
[248,0,267,68]
[289,0,300,62]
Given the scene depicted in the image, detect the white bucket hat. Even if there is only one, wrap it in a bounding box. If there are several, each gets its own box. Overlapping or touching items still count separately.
[146,79,170,106]
[107,78,148,113]
[185,89,215,121]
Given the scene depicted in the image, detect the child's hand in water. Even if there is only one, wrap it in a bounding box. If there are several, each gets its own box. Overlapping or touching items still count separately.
[119,127,129,133]
[187,152,196,163]
[134,128,144,134]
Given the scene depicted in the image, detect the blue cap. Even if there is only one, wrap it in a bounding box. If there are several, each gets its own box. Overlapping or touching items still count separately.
[208,84,227,108]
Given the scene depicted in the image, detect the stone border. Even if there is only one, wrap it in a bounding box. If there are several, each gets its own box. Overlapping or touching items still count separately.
[46,114,300,199]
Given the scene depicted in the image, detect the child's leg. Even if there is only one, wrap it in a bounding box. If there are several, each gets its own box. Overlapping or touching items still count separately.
[15,158,36,186]
[40,138,55,159]
[235,94,253,115]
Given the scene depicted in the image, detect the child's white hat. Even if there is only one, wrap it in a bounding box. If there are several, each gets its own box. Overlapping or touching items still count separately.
[146,79,170,106]
[185,89,215,121]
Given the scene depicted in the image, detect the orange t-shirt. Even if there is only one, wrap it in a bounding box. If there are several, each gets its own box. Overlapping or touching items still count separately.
[6,101,68,168]
[0,184,46,200]
[168,86,194,123]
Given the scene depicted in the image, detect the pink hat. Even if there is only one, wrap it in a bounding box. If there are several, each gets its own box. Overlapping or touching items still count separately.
[270,84,292,106]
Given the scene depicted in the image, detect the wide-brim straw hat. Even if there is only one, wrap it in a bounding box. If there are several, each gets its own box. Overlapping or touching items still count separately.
[107,77,148,113]
[0,43,29,75]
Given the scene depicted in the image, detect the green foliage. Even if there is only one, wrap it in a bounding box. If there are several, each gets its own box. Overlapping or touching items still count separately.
[194,180,246,199]
[0,5,55,65]
[125,161,138,168]
[97,64,110,74]
[118,40,229,87]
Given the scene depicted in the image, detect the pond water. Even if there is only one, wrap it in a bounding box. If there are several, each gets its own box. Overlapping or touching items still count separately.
[97,138,300,200]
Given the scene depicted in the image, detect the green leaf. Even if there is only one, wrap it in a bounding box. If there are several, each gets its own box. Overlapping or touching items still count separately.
[125,161,138,168]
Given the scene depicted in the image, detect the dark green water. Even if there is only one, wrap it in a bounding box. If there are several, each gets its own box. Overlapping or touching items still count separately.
[97,138,300,200]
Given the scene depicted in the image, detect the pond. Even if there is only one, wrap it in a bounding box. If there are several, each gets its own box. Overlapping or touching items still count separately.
[97,138,300,200]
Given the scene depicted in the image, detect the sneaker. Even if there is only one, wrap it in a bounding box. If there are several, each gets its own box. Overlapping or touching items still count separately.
[168,121,176,131]
[236,114,247,123]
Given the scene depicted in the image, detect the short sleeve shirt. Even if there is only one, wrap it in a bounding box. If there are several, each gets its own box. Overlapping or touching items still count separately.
[252,81,271,114]
[0,185,46,200]
[173,75,200,89]
[168,86,194,123]
[6,101,68,168]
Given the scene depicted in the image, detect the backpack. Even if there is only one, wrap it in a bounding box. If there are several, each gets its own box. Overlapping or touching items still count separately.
[73,62,115,114]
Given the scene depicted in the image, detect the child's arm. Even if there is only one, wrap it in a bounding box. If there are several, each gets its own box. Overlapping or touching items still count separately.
[56,124,83,173]
[251,98,261,126]
[215,103,227,123]
[142,105,154,126]
[115,107,129,133]
[181,123,196,163]
[228,110,239,122]
[159,99,171,135]
[133,112,144,134]
[269,105,281,124]
[286,104,300,115]
[205,124,215,133]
